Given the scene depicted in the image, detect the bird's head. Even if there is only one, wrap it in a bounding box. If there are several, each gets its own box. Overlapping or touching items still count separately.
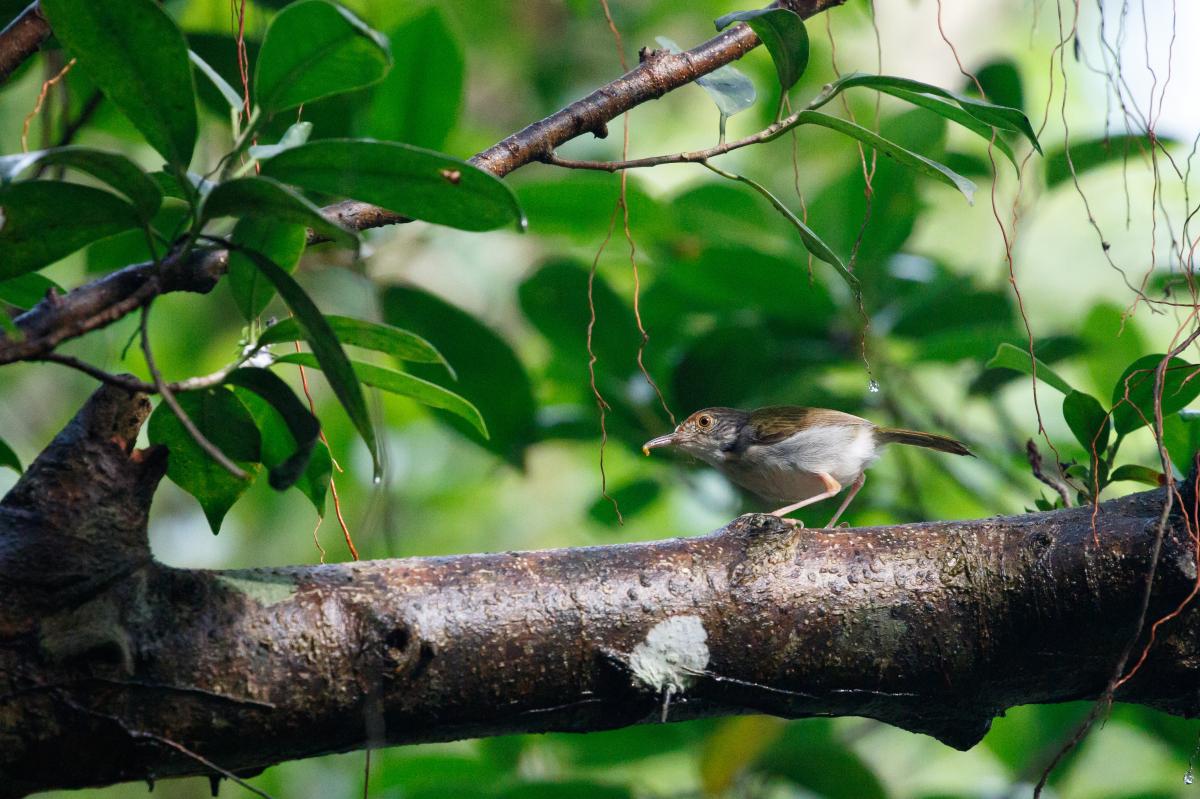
[642,407,747,464]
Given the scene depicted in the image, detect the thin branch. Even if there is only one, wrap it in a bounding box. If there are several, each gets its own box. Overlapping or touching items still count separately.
[140,305,248,480]
[543,111,801,172]
[0,2,50,85]
[36,352,250,394]
[56,692,276,799]
[0,0,846,368]
[1026,439,1074,507]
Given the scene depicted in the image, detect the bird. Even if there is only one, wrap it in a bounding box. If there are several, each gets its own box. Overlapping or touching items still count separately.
[642,405,972,527]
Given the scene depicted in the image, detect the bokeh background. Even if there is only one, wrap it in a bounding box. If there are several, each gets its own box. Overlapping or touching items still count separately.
[3,0,1200,796]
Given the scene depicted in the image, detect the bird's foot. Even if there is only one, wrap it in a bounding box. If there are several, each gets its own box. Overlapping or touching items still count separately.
[773,515,805,529]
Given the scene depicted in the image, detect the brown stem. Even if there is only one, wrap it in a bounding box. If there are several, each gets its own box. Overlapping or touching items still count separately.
[0,2,49,85]
[0,0,845,367]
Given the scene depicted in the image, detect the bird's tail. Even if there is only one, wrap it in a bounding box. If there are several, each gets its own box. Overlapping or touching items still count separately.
[876,427,973,457]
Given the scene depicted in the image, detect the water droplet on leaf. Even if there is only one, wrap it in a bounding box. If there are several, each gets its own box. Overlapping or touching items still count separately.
[868,379,880,393]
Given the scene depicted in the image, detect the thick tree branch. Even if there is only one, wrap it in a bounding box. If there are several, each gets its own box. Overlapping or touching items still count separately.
[0,3,49,85]
[0,0,844,366]
[4,385,1200,796]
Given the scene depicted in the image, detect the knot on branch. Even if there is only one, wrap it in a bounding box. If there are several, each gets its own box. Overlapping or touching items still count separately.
[1,382,164,594]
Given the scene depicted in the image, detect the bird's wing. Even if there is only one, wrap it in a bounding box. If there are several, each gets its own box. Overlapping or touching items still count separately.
[748,406,872,445]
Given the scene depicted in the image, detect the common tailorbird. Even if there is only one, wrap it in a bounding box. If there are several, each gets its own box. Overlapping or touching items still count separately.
[642,406,972,527]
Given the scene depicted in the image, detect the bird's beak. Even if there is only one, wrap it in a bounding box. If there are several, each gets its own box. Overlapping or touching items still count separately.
[641,433,677,456]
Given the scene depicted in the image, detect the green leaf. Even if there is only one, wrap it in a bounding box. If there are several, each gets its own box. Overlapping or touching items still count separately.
[147,388,261,533]
[794,109,976,203]
[1044,134,1170,188]
[0,273,63,310]
[1109,464,1164,487]
[1082,302,1146,399]
[382,286,536,465]
[233,249,380,478]
[237,386,331,516]
[0,181,142,280]
[975,59,1025,112]
[362,8,463,150]
[247,122,314,161]
[0,436,20,472]
[868,86,1017,168]
[1164,411,1200,475]
[227,220,307,321]
[655,36,755,119]
[253,0,391,115]
[810,72,1041,153]
[259,139,524,232]
[189,49,242,113]
[0,147,162,221]
[259,315,454,376]
[985,342,1075,395]
[587,479,660,524]
[276,353,487,438]
[1063,391,1111,454]
[41,0,197,167]
[202,176,358,249]
[223,367,320,491]
[1111,354,1200,435]
[714,9,809,92]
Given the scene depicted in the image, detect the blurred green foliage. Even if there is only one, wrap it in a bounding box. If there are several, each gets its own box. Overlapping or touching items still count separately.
[3,0,1200,797]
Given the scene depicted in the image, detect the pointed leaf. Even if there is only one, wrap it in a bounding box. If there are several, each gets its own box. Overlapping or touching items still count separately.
[0,147,162,221]
[1111,354,1200,435]
[869,87,1017,168]
[41,0,197,167]
[795,110,976,202]
[276,352,487,438]
[227,220,307,320]
[0,436,20,473]
[382,286,536,464]
[189,49,243,113]
[248,122,314,161]
[809,72,1040,153]
[254,0,391,115]
[714,9,809,91]
[0,181,142,280]
[259,315,454,376]
[202,175,357,249]
[259,139,524,232]
[240,384,333,514]
[1062,390,1111,453]
[985,342,1075,395]
[1109,464,1164,487]
[231,249,380,478]
[146,388,261,533]
[224,367,320,491]
[363,8,463,150]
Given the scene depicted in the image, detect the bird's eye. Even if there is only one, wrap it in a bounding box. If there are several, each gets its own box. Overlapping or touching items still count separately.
[697,415,712,429]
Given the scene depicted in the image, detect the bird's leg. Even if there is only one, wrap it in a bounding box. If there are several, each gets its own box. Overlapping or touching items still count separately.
[825,472,865,528]
[769,472,842,526]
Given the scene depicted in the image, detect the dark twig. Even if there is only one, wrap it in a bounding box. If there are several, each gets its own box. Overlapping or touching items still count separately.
[1026,439,1074,507]
[56,692,276,799]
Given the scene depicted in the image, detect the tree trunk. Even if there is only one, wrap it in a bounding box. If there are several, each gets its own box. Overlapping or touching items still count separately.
[3,385,1199,796]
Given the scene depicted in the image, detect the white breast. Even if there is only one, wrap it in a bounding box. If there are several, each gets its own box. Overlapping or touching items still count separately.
[718,424,880,503]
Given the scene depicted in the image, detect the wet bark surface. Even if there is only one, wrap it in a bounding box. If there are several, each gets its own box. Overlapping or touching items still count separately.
[2,385,1200,796]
